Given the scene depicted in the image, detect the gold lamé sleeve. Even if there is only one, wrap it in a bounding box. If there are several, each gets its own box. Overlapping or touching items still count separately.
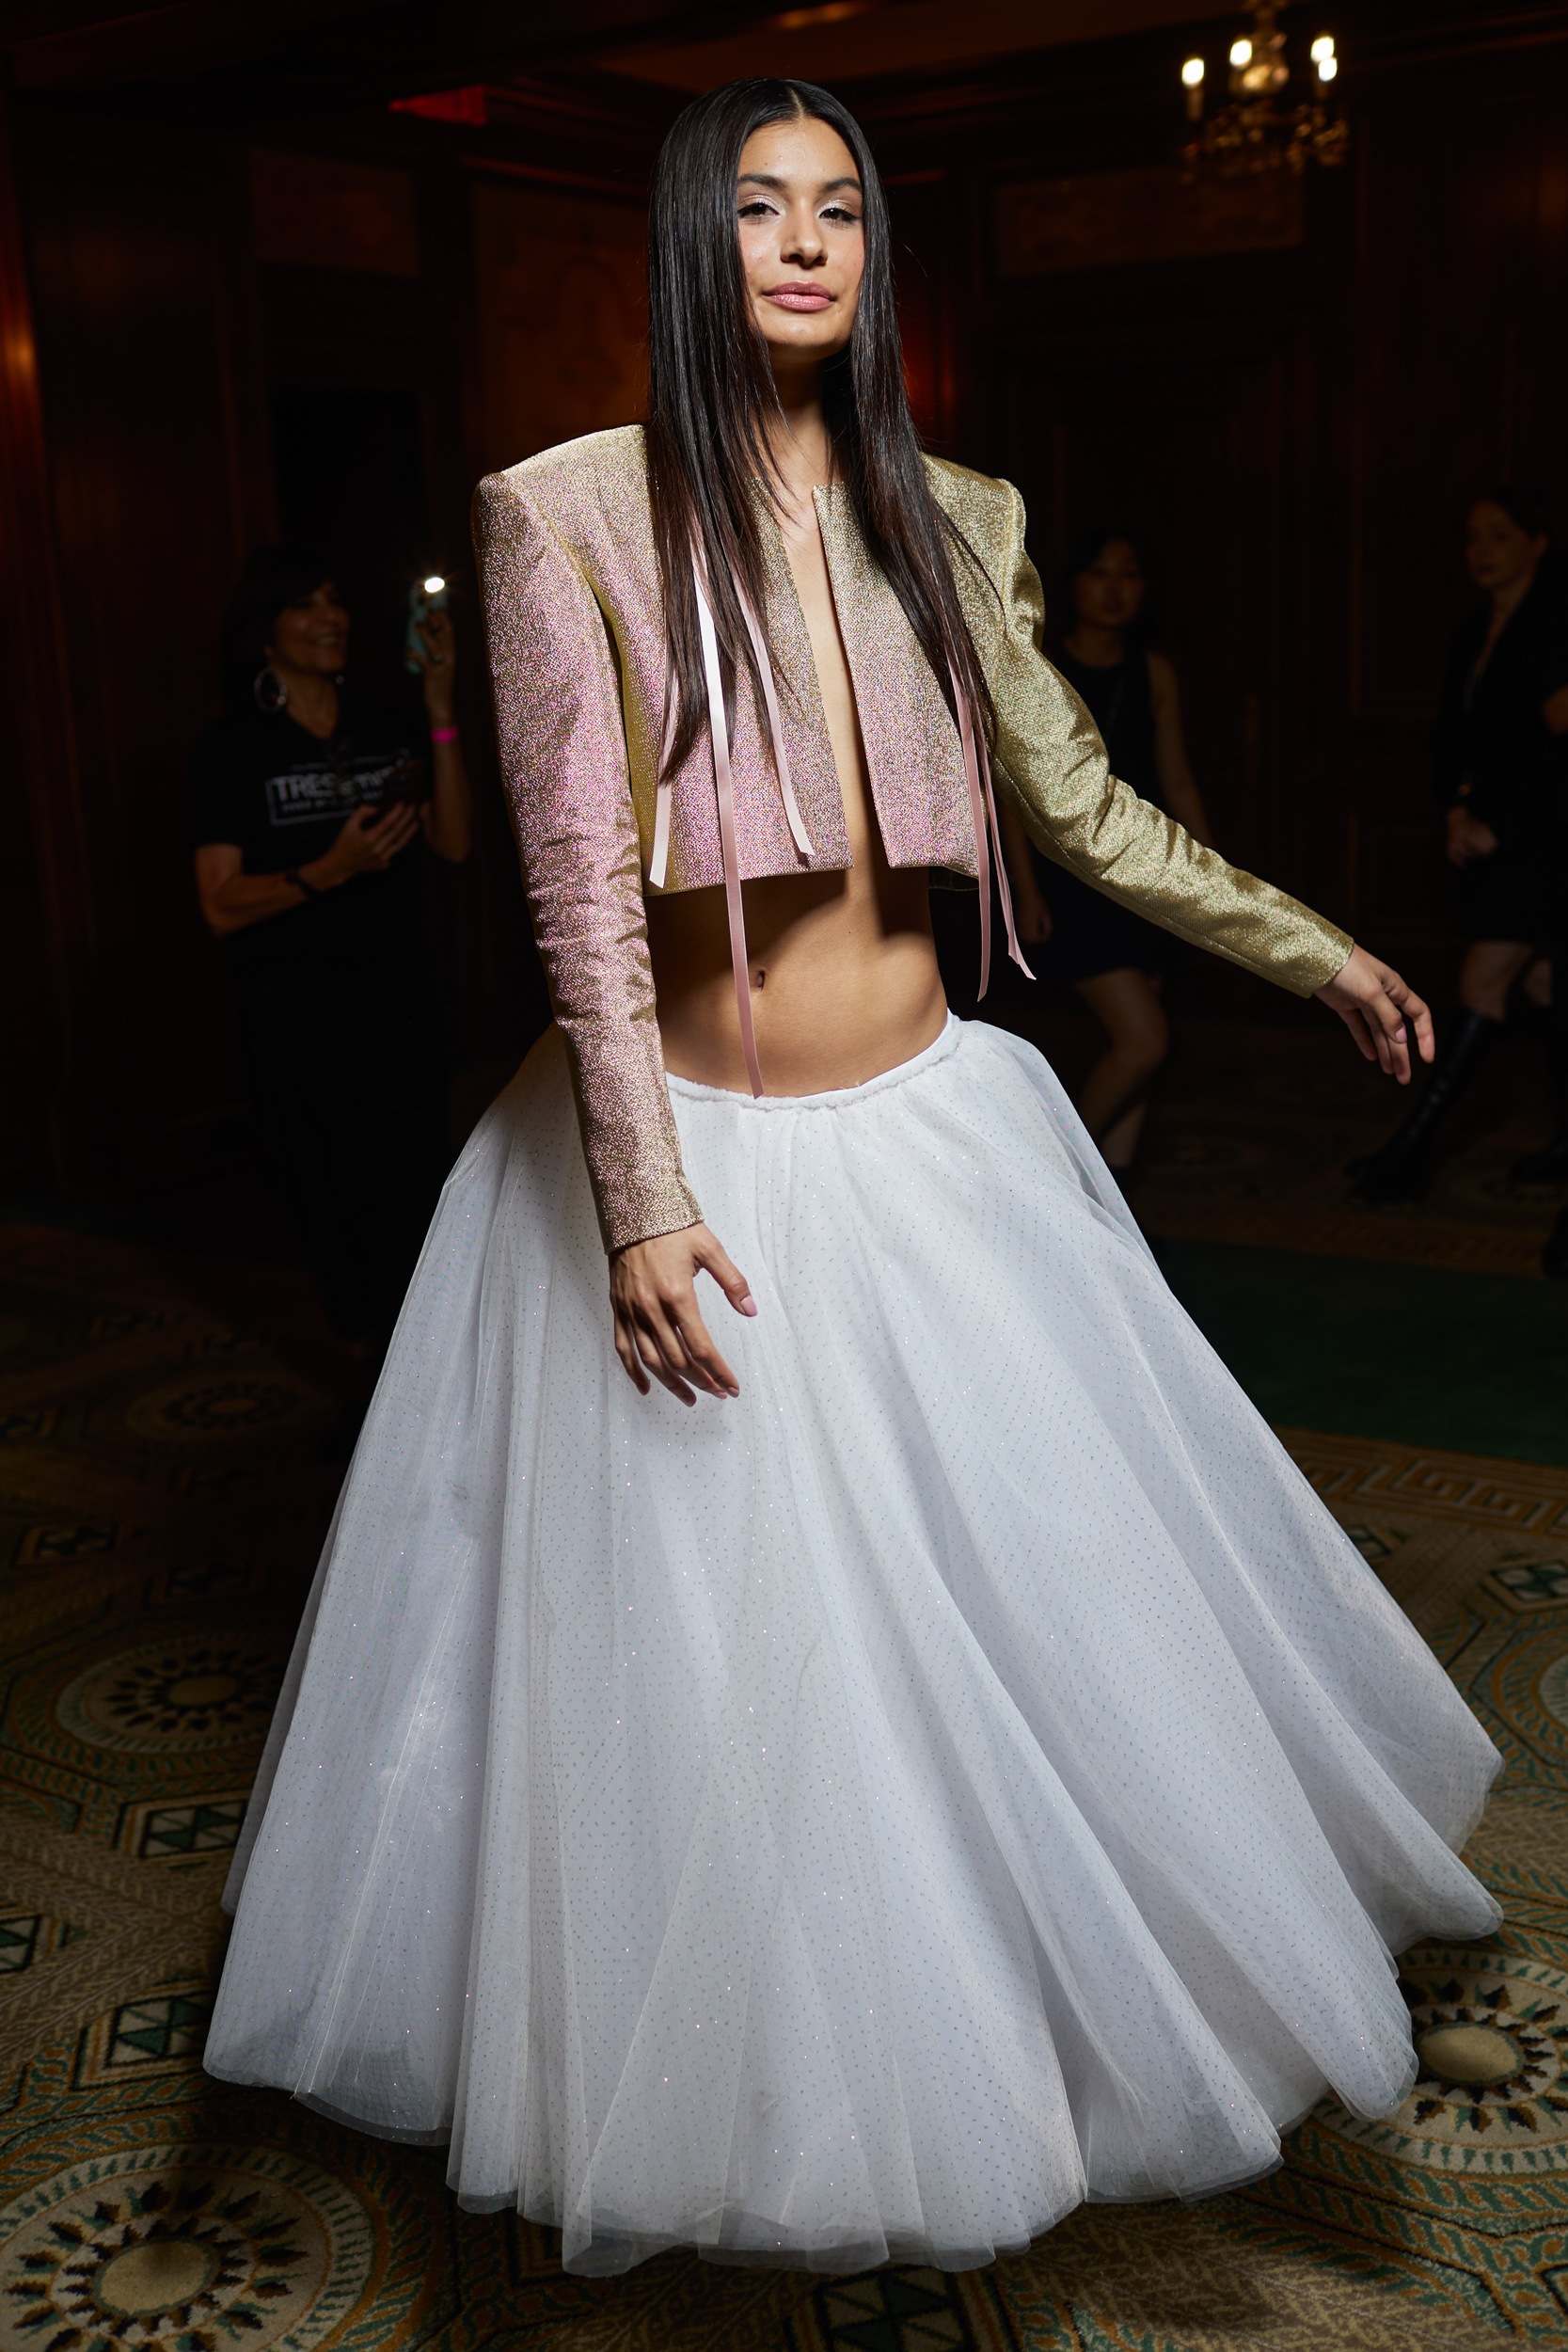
[987,486,1353,998]
[473,473,701,1255]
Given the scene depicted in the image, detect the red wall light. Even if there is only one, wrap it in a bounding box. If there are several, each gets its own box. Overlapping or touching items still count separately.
[390,87,488,125]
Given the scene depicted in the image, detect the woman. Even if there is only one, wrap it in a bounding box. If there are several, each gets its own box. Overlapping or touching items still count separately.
[207,84,1498,2277]
[191,546,473,1359]
[1350,489,1568,1202]
[1001,527,1212,1186]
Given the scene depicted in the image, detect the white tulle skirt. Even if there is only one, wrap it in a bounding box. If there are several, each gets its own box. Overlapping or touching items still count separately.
[207,1015,1501,2275]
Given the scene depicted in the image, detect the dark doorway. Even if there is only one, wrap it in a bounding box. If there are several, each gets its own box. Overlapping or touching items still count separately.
[269,383,434,704]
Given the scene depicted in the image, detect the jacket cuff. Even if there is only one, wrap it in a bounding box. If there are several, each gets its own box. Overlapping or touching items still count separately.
[595,1171,704,1259]
[1281,919,1354,996]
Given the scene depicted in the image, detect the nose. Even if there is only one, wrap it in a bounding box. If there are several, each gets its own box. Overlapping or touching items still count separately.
[781,206,827,267]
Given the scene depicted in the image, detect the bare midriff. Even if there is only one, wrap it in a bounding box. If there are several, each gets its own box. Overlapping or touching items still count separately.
[648,516,950,1098]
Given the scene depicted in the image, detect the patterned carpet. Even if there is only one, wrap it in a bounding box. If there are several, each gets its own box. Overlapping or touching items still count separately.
[3,1220,1568,2351]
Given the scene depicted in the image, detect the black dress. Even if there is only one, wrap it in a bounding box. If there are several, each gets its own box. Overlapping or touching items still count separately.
[189,695,452,1342]
[1432,580,1568,942]
[1030,646,1181,984]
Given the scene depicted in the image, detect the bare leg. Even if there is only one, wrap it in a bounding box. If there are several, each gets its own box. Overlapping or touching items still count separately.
[1460,939,1534,1018]
[1074,968,1169,1167]
[1349,939,1534,1201]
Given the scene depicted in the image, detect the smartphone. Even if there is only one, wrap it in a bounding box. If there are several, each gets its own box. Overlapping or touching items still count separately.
[405,574,448,674]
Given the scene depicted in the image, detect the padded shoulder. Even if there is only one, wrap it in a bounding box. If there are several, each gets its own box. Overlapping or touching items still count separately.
[479,425,648,528]
[922,453,1019,551]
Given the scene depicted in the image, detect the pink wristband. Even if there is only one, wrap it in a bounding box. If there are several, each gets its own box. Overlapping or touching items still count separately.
[431,723,460,744]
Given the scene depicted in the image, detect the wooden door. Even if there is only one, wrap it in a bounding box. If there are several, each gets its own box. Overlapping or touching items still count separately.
[979,319,1320,931]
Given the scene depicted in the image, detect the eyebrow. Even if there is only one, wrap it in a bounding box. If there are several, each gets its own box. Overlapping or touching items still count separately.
[736,172,863,193]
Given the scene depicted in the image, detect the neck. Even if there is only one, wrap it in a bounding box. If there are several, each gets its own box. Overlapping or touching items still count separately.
[763,350,833,515]
[1063,621,1126,668]
[270,661,339,737]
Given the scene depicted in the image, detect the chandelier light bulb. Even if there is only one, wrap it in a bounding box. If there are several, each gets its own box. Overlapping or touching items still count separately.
[1182,8,1349,177]
[423,575,446,595]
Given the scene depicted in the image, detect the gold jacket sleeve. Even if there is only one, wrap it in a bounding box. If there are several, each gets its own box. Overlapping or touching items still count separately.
[474,473,702,1256]
[986,485,1353,998]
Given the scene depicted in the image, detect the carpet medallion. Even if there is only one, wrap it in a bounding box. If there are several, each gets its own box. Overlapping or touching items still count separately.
[0,1223,1564,2348]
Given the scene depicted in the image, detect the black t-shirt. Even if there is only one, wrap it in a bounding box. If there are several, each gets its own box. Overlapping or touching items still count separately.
[189,700,432,974]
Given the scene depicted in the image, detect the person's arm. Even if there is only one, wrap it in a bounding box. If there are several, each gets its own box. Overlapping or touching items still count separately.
[406,605,474,863]
[984,485,1431,1079]
[1431,628,1497,866]
[1148,651,1213,847]
[475,471,755,1403]
[194,802,420,935]
[998,800,1052,944]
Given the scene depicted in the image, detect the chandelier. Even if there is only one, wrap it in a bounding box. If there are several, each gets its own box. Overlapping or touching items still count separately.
[1180,3,1347,177]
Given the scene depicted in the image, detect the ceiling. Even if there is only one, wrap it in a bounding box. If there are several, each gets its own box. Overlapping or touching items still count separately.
[2,0,1245,106]
[598,0,1243,93]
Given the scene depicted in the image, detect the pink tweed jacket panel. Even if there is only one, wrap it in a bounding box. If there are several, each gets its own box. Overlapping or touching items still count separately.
[475,425,1352,1255]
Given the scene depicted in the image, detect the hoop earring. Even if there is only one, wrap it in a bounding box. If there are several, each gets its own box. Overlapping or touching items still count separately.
[253,664,287,715]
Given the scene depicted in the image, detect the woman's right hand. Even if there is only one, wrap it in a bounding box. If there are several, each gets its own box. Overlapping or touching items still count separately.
[1446,808,1497,867]
[610,1222,757,1405]
[322,802,421,882]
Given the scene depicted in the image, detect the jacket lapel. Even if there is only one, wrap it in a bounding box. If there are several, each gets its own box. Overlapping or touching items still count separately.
[814,485,972,871]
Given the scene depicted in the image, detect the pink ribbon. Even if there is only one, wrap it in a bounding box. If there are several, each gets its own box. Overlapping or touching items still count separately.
[691,558,768,1098]
[651,557,815,1095]
[733,576,815,862]
[950,656,1033,1000]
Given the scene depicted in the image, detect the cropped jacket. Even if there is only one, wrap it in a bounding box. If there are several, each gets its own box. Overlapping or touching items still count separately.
[475,425,1352,1256]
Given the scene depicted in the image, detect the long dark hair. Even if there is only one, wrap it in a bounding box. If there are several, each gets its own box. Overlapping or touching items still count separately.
[1473,487,1564,603]
[1059,525,1157,649]
[645,78,992,775]
[218,542,336,712]
[1481,485,1552,542]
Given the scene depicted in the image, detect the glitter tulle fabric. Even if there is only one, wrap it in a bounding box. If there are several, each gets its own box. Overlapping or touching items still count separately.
[207,1016,1501,2276]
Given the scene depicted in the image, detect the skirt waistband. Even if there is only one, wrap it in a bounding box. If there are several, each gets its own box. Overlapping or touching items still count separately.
[664,1011,963,1114]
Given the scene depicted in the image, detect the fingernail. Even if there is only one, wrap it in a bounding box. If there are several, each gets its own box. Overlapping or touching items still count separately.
[740,1294,758,1316]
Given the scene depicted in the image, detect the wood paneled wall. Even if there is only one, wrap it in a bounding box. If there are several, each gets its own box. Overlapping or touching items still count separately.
[2,88,665,1196]
[866,10,1568,1011]
[5,101,272,1193]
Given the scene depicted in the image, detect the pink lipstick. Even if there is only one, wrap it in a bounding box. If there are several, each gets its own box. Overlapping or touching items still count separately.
[767,284,832,310]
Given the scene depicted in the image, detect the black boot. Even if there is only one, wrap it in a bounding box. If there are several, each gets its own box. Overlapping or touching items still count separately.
[1513,1026,1568,1182]
[1512,1125,1568,1184]
[1347,1009,1500,1203]
[1544,1208,1568,1279]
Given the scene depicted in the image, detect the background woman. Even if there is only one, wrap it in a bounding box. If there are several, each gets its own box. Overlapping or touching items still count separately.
[208,83,1497,2277]
[1001,527,1212,1189]
[190,545,473,1368]
[1351,489,1568,1201]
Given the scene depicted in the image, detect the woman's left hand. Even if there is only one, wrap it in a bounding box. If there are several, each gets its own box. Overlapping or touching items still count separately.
[1315,946,1434,1083]
[410,610,457,724]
